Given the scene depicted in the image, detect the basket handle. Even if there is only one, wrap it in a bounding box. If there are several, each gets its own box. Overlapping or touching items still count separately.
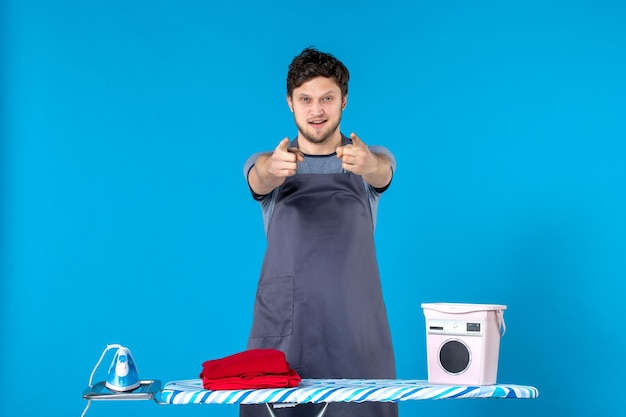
[498,310,506,337]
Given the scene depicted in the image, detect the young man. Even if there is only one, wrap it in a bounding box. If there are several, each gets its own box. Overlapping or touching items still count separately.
[242,48,398,417]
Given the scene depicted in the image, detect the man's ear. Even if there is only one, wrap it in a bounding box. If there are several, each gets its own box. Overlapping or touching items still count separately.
[287,94,294,112]
[342,94,348,110]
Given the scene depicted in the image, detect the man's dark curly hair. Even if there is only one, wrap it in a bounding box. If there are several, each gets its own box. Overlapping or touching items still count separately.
[286,47,350,98]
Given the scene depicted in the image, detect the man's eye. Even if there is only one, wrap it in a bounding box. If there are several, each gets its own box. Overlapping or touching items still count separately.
[301,97,310,102]
[323,96,333,101]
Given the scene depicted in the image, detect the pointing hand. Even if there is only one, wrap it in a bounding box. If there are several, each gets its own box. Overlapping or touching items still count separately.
[269,138,305,178]
[336,133,377,176]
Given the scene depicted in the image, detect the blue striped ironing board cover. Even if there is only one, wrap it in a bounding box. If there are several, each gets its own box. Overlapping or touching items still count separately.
[156,378,539,405]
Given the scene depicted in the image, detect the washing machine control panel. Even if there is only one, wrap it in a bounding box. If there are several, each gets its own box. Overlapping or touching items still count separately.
[427,319,482,336]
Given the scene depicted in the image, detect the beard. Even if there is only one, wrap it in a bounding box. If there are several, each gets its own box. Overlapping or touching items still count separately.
[295,115,342,145]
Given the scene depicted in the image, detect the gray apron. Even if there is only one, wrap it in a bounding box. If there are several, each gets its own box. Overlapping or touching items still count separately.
[242,168,397,417]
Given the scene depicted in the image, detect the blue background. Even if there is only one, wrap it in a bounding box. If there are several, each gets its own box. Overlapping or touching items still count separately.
[2,1,625,416]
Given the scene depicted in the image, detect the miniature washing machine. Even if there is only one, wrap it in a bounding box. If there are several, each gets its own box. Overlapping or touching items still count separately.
[421,303,507,385]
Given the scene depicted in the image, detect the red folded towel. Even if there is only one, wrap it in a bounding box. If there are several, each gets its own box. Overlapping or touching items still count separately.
[199,349,301,390]
[202,368,302,390]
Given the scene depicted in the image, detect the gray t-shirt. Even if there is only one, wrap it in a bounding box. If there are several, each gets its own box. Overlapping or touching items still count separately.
[244,136,396,235]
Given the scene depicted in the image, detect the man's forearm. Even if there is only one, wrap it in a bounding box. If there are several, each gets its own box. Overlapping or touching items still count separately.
[362,153,393,189]
[248,153,286,196]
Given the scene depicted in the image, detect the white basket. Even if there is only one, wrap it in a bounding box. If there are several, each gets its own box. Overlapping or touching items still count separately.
[421,303,507,385]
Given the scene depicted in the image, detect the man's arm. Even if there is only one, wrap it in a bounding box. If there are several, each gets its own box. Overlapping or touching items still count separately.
[248,138,304,196]
[363,152,393,189]
[336,133,393,189]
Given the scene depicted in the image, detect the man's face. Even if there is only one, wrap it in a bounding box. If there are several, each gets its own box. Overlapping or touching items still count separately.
[287,76,347,147]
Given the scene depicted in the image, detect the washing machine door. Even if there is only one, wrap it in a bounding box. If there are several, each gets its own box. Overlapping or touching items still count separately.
[439,339,471,374]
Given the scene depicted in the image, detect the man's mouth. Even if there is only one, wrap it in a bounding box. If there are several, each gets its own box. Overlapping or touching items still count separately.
[309,119,327,128]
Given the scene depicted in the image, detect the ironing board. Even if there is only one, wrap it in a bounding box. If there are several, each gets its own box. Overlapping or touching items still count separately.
[85,378,538,417]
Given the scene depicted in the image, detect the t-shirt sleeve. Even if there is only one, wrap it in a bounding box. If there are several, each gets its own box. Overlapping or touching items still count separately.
[368,145,396,193]
[244,151,271,200]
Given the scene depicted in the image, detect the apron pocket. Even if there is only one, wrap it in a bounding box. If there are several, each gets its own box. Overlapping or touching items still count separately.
[251,275,294,338]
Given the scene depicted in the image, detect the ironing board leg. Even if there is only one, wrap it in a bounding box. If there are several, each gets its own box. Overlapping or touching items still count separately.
[314,402,329,417]
[264,402,329,417]
[264,403,279,417]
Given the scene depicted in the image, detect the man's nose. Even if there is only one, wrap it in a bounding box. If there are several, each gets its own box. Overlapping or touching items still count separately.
[310,100,324,115]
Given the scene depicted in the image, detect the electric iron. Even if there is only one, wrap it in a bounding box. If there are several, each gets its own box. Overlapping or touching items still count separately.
[105,346,140,391]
